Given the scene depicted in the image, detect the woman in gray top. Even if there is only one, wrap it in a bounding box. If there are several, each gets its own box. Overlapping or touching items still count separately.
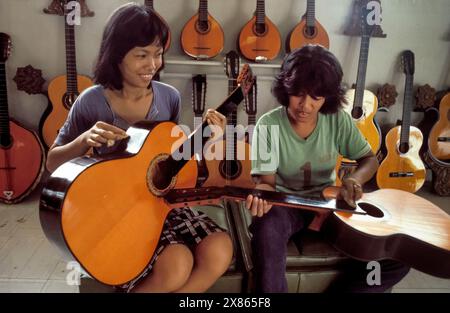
[46,3,232,293]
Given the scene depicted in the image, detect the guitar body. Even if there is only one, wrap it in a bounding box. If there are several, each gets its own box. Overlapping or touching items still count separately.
[180,13,224,59]
[342,89,381,156]
[376,126,426,192]
[286,18,329,52]
[1,120,45,204]
[41,74,93,148]
[323,188,450,278]
[40,122,197,286]
[428,93,450,161]
[203,139,254,188]
[238,16,281,62]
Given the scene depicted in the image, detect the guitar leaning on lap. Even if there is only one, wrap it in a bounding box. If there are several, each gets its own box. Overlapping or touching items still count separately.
[180,0,224,59]
[376,50,426,193]
[164,185,450,279]
[0,33,46,204]
[39,65,254,286]
[40,0,93,149]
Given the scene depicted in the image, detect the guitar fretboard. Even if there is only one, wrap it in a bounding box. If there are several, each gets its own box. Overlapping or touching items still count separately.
[0,63,11,145]
[306,0,316,28]
[64,0,78,94]
[199,0,208,23]
[353,34,371,109]
[256,0,266,26]
[144,0,154,10]
[400,74,414,147]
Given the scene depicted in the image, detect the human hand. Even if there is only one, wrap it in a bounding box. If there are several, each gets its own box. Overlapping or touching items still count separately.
[340,177,363,208]
[82,121,128,148]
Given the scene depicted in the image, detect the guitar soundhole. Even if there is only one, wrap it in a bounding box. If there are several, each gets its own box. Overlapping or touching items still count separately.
[219,160,242,180]
[62,92,79,110]
[0,135,13,149]
[358,202,384,218]
[147,154,177,196]
[399,142,410,154]
[253,23,267,37]
[351,106,363,119]
[195,20,210,34]
[303,26,317,38]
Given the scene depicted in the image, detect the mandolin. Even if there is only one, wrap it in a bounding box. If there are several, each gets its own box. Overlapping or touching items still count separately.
[376,50,426,193]
[0,33,46,204]
[180,0,224,59]
[286,0,330,52]
[144,0,171,51]
[428,93,450,162]
[203,51,254,188]
[39,65,254,286]
[165,185,450,279]
[238,0,281,62]
[41,0,93,149]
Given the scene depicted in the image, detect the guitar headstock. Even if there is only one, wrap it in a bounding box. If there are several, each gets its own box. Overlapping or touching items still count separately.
[0,33,12,63]
[237,64,254,96]
[401,50,415,76]
[360,0,382,37]
[192,74,207,115]
[245,76,257,115]
[224,50,240,80]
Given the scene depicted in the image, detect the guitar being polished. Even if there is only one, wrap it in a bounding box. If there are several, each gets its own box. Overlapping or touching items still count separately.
[40,65,254,286]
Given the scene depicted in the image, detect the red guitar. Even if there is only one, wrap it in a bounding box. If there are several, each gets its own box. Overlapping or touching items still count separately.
[0,33,45,204]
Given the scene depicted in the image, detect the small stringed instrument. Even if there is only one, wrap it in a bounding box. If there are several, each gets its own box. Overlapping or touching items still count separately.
[428,93,450,162]
[165,185,450,279]
[180,0,224,59]
[41,0,93,149]
[144,0,171,51]
[203,51,254,188]
[39,65,254,286]
[238,0,281,62]
[0,33,46,204]
[376,50,426,193]
[286,0,329,52]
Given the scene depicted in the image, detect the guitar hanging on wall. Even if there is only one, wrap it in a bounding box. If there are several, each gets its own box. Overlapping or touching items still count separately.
[238,0,281,62]
[41,0,93,149]
[180,0,224,59]
[0,33,46,204]
[376,50,426,193]
[144,0,171,51]
[286,0,330,52]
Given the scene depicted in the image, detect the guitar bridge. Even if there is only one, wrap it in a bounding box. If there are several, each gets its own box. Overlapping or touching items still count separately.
[389,172,414,177]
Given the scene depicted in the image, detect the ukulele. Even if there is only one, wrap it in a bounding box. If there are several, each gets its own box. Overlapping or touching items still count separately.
[144,0,171,51]
[0,33,46,204]
[203,51,254,188]
[286,0,330,52]
[428,93,450,162]
[39,65,254,286]
[165,185,450,279]
[180,0,224,59]
[238,0,281,62]
[376,50,426,193]
[41,0,93,149]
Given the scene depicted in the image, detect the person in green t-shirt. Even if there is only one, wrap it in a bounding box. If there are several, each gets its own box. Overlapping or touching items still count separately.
[245,45,410,293]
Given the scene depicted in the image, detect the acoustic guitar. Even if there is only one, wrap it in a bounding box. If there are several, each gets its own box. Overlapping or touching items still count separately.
[428,93,450,162]
[203,51,254,188]
[41,0,93,149]
[286,0,330,52]
[376,50,426,193]
[165,185,450,279]
[39,65,254,286]
[238,0,281,62]
[144,0,171,51]
[0,33,46,204]
[180,0,224,59]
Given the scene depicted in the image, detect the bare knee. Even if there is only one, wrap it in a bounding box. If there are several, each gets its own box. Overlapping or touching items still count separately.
[195,232,233,277]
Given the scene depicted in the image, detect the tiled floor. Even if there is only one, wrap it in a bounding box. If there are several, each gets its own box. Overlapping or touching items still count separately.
[0,180,449,293]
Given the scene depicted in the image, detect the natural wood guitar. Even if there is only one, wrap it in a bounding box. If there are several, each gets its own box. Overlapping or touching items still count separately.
[180,0,224,59]
[377,50,426,193]
[39,65,254,286]
[41,0,93,149]
[428,93,450,162]
[286,0,329,52]
[165,185,450,279]
[238,0,281,62]
[0,33,45,204]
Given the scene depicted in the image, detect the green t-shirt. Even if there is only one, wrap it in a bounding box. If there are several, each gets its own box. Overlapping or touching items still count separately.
[251,106,371,196]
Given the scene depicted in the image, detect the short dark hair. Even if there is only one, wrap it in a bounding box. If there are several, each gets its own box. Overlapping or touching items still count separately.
[272,45,346,114]
[93,3,169,90]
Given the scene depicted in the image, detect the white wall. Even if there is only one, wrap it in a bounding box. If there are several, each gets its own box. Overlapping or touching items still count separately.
[1,0,449,134]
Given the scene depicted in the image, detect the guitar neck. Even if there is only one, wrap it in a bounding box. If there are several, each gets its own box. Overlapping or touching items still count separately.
[248,115,256,126]
[256,0,266,25]
[400,74,414,144]
[145,0,154,10]
[0,62,11,145]
[305,0,316,28]
[64,3,78,93]
[353,34,371,109]
[199,0,208,23]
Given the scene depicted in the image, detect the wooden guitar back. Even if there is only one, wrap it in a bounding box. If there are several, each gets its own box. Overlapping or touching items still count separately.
[429,93,450,161]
